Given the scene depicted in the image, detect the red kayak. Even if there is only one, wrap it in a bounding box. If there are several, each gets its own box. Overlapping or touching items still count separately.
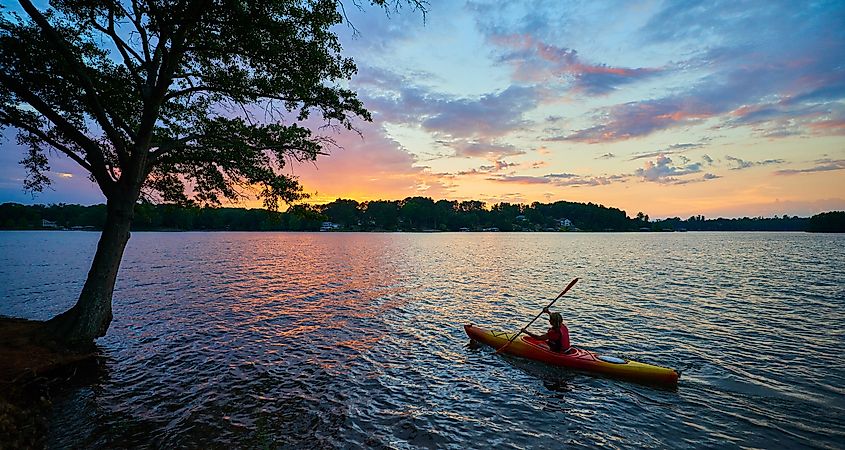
[465,324,679,386]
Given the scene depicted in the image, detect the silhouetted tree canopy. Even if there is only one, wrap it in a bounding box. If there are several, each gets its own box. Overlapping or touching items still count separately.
[0,0,425,344]
[806,211,845,233]
[0,0,429,208]
[10,199,823,232]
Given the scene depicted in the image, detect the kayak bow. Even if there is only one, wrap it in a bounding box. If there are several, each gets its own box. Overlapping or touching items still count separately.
[465,324,679,387]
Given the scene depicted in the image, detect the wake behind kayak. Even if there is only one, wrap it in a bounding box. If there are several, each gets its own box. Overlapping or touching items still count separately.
[465,324,679,387]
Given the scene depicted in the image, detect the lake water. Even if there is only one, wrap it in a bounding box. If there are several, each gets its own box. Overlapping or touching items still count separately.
[1,231,843,449]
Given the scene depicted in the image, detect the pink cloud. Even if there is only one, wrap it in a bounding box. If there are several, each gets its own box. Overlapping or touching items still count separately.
[551,101,713,143]
[440,138,525,159]
[490,33,661,95]
[807,119,845,135]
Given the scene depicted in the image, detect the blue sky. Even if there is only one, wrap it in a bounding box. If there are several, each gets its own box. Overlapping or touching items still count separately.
[2,0,844,217]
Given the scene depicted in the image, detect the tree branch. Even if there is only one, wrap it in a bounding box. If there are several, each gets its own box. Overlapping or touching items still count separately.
[0,112,94,172]
[0,70,115,193]
[18,0,131,165]
[139,0,210,142]
[147,132,203,163]
[85,13,142,142]
[89,7,145,86]
[163,85,300,102]
[129,0,153,66]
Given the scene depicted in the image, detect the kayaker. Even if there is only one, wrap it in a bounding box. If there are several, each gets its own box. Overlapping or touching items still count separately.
[523,307,570,353]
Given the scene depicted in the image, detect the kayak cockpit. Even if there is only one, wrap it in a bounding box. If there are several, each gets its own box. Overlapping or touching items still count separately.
[522,335,581,357]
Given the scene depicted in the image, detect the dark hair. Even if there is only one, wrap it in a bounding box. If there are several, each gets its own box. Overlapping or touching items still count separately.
[549,312,563,327]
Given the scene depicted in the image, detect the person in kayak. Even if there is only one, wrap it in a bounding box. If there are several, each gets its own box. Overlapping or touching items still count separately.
[523,307,570,353]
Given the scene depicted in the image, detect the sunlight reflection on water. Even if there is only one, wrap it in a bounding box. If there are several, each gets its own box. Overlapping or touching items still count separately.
[1,231,843,448]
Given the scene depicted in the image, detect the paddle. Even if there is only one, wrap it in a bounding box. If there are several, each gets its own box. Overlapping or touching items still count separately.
[495,277,579,354]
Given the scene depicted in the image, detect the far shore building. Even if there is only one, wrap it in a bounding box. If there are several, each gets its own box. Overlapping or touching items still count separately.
[70,225,96,231]
[320,221,340,231]
[556,218,573,229]
[41,219,59,229]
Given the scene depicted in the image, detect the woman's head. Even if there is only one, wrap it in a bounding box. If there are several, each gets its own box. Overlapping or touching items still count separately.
[549,312,563,327]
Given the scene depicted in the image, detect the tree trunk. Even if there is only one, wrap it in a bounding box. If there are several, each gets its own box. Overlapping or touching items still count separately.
[45,194,136,347]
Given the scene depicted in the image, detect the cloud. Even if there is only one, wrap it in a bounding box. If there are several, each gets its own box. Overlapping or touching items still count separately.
[640,1,845,52]
[559,98,715,143]
[554,175,627,187]
[775,159,845,175]
[346,0,845,166]
[355,67,541,140]
[487,175,551,184]
[488,160,514,171]
[807,119,845,135]
[629,143,704,161]
[489,33,661,95]
[487,152,721,188]
[438,138,525,159]
[725,101,845,138]
[419,85,540,138]
[487,172,627,187]
[724,155,785,170]
[554,1,845,142]
[293,122,453,202]
[352,66,545,162]
[454,160,515,175]
[562,62,843,143]
[0,129,104,204]
[634,155,704,184]
[670,173,723,185]
[596,153,616,160]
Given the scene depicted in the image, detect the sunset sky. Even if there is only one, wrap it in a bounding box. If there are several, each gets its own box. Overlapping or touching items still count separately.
[1,0,844,218]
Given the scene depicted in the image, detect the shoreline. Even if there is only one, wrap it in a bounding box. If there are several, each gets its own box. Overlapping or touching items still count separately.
[0,317,97,384]
[0,317,97,448]
[0,228,833,233]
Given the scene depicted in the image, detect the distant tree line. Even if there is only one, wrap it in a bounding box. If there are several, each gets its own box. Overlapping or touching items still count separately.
[806,211,845,232]
[0,198,633,231]
[650,212,844,232]
[1,200,843,232]
[651,215,809,231]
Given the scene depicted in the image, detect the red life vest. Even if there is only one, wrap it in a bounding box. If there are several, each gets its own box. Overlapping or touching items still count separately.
[547,324,570,352]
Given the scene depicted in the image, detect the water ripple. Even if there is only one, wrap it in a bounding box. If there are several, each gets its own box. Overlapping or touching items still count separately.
[0,231,843,448]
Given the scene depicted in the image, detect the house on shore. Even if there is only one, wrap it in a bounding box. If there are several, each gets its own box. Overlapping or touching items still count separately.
[320,221,340,231]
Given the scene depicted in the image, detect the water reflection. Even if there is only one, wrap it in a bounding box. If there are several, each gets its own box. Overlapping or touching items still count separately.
[0,231,843,448]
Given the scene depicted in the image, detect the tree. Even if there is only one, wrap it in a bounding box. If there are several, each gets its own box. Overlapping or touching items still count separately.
[400,196,435,230]
[490,202,520,231]
[433,199,456,230]
[362,200,399,230]
[807,211,845,233]
[320,198,359,228]
[0,0,423,346]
